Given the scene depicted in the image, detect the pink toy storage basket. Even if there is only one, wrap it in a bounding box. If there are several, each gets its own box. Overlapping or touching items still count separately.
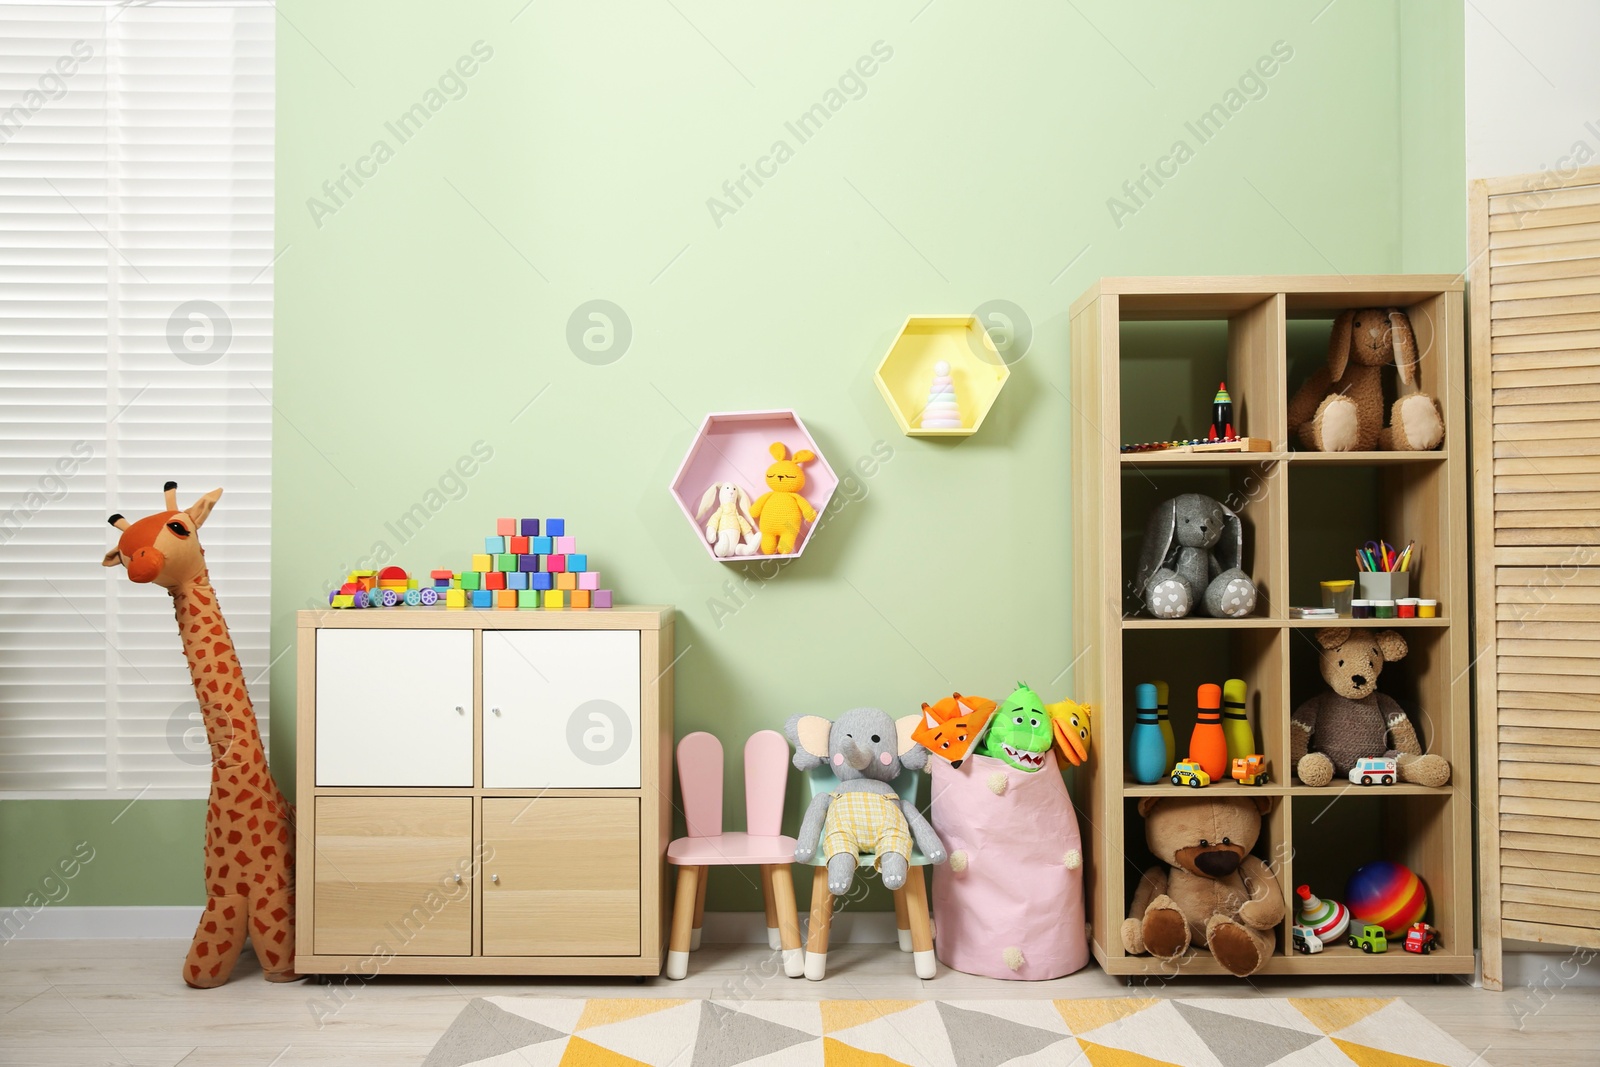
[929,750,1088,980]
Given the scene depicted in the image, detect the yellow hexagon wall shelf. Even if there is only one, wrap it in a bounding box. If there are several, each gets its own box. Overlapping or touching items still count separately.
[874,315,1010,437]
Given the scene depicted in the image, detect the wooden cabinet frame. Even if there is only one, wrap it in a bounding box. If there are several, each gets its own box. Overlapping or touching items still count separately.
[294,606,674,976]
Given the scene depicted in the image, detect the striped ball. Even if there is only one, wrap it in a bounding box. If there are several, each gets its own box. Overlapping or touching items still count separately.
[1345,861,1427,938]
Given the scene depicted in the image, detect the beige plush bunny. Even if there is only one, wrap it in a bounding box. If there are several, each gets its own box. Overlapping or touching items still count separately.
[696,482,757,557]
[1288,308,1443,452]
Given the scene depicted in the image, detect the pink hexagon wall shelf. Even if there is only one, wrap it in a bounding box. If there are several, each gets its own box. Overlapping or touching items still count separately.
[670,410,838,562]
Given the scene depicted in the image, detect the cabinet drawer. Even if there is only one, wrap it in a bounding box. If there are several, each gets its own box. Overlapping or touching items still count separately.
[316,629,473,786]
[313,797,474,957]
[482,630,642,788]
[481,797,640,956]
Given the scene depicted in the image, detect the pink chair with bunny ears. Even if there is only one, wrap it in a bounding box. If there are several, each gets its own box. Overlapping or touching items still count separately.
[666,730,803,980]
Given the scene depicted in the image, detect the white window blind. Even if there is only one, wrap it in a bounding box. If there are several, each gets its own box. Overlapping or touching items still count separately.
[0,1,273,798]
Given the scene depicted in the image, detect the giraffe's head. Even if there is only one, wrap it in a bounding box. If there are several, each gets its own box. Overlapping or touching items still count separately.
[102,482,222,589]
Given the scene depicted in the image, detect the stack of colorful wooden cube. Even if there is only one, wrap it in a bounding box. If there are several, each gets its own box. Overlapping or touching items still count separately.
[450,517,614,610]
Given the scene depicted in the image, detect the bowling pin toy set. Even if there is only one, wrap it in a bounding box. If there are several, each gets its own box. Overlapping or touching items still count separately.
[1130,678,1269,788]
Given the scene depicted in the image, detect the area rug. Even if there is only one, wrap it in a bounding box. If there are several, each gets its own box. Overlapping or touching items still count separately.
[422,996,1488,1067]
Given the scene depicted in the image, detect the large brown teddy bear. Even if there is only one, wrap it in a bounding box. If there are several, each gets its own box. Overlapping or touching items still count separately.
[1288,308,1443,452]
[1291,627,1451,788]
[1121,796,1284,977]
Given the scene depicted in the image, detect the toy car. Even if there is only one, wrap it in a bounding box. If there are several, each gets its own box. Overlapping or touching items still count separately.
[1349,756,1397,786]
[1403,922,1438,954]
[1292,925,1324,954]
[1231,754,1269,786]
[1171,760,1211,788]
[1348,922,1387,953]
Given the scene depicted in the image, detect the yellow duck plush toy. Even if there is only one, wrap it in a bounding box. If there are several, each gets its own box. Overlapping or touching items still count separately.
[749,442,817,554]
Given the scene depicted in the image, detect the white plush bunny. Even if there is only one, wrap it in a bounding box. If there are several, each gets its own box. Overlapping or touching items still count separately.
[695,482,758,557]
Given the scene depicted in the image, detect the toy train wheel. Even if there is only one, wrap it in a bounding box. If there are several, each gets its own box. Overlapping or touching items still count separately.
[1361,943,1373,953]
[1348,936,1359,948]
[420,588,439,605]
[381,589,400,607]
[1171,775,1181,786]
[1381,774,1394,785]
[1188,778,1202,789]
[404,589,421,607]
[1360,775,1372,785]
[353,590,369,609]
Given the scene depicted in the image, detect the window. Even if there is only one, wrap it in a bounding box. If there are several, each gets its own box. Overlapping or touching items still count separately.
[0,2,273,797]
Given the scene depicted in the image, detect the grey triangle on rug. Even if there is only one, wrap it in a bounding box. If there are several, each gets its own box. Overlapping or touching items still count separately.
[1171,1001,1323,1067]
[936,1001,1072,1067]
[692,1001,814,1067]
[422,999,565,1067]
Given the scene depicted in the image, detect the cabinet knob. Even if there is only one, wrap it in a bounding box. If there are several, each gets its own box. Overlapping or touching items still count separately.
[491,707,501,717]
[453,873,462,884]
[455,706,465,715]
[491,873,499,884]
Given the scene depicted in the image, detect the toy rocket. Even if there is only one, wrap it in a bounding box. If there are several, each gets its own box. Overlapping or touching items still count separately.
[1208,382,1236,441]
[1221,677,1256,761]
[1130,683,1168,784]
[1188,683,1228,782]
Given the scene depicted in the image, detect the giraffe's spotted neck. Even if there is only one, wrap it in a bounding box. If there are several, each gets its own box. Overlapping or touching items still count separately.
[170,570,263,764]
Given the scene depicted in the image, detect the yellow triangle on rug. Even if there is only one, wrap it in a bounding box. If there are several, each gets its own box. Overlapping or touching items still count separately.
[1054,997,1160,1036]
[1289,996,1392,1035]
[819,999,923,1035]
[574,998,691,1032]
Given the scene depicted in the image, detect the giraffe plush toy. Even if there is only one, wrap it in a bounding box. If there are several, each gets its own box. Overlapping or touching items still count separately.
[103,483,297,987]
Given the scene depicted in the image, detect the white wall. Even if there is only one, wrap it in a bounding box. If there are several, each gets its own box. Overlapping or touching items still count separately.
[1466,0,1600,180]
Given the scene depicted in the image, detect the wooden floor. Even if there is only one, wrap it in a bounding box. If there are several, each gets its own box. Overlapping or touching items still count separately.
[0,939,1594,1066]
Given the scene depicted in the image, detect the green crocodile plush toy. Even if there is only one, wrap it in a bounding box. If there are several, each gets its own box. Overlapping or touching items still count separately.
[975,683,1054,772]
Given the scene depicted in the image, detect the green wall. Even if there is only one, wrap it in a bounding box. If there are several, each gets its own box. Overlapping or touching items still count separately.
[3,0,1465,912]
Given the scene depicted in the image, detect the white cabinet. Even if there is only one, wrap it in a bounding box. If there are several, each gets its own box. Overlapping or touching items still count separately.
[482,630,642,789]
[315,629,473,786]
[298,606,673,977]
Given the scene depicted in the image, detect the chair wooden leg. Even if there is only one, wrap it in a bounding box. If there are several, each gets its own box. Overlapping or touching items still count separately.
[767,864,805,977]
[805,866,832,980]
[690,865,709,951]
[892,881,912,952]
[760,864,781,950]
[666,865,699,980]
[902,866,936,979]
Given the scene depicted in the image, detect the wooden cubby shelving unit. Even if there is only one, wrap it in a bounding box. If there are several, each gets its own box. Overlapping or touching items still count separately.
[1069,276,1473,977]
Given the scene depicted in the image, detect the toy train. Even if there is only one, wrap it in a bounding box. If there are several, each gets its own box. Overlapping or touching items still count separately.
[328,566,443,608]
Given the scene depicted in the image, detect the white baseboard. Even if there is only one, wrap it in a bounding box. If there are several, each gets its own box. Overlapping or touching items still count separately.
[2,905,202,941]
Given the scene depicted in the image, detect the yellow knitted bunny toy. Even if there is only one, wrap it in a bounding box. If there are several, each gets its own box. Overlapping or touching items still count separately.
[749,442,817,554]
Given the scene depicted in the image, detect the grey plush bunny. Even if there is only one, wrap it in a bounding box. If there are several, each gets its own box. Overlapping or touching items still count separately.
[1134,492,1257,619]
[784,707,946,896]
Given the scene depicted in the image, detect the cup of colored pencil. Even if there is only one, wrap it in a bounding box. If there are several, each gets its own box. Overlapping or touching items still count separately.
[1357,539,1413,601]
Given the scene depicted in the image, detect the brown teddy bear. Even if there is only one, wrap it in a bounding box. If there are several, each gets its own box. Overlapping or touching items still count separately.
[1288,308,1443,452]
[1291,627,1451,787]
[1121,796,1284,977]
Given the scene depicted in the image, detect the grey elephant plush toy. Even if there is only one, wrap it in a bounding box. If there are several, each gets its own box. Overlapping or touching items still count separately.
[1134,493,1257,619]
[784,707,946,896]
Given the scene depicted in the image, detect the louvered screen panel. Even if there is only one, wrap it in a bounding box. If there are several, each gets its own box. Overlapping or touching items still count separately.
[1472,168,1600,989]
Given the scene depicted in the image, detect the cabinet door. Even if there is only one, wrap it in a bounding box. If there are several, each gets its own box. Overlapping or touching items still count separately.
[481,797,640,956]
[313,797,474,956]
[481,630,641,788]
[316,629,473,786]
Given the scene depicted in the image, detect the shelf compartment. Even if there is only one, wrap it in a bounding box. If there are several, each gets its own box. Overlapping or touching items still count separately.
[1121,627,1288,790]
[668,410,838,562]
[1117,295,1284,451]
[873,315,1010,437]
[1121,461,1284,621]
[1286,460,1451,613]
[1287,792,1461,961]
[1288,625,1458,791]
